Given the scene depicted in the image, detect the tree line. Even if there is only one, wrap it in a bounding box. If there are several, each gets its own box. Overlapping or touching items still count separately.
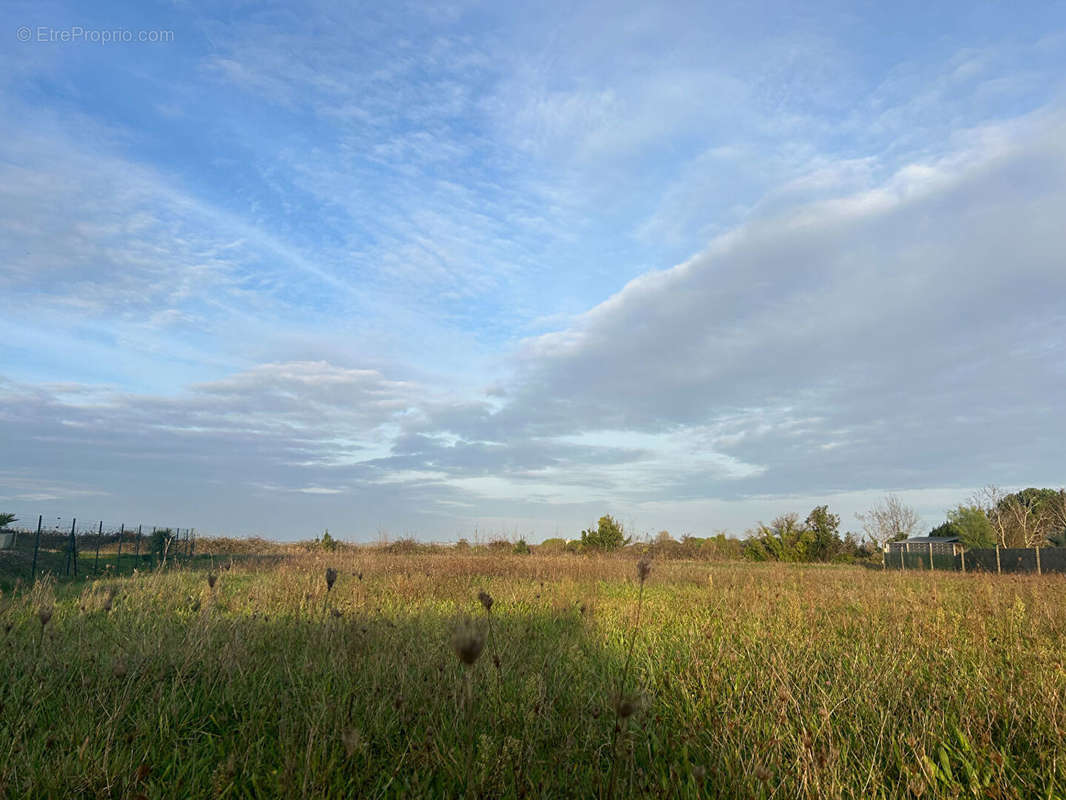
[573,487,1066,563]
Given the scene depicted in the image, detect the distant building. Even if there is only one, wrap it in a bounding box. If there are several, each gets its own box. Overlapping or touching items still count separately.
[886,535,960,556]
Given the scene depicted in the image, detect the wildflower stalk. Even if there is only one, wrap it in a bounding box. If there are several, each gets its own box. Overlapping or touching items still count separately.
[606,555,651,799]
[452,618,485,796]
[478,590,503,715]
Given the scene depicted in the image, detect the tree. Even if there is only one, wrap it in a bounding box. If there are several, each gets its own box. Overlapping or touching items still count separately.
[946,505,996,549]
[805,505,841,562]
[320,529,337,551]
[839,531,867,560]
[0,513,17,529]
[654,530,674,545]
[746,513,816,562]
[580,515,630,551]
[1050,490,1066,546]
[856,494,920,550]
[973,486,1061,547]
[150,528,175,566]
[928,520,961,539]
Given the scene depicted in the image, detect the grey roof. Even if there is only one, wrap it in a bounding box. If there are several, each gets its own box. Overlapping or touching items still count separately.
[900,535,959,543]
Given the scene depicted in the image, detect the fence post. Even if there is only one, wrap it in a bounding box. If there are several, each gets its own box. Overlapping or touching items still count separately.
[929,542,934,571]
[1035,546,1041,576]
[190,529,195,560]
[900,546,905,571]
[94,520,103,573]
[66,518,77,576]
[31,515,42,582]
[117,524,124,572]
[995,545,1001,575]
[960,547,966,574]
[135,525,142,566]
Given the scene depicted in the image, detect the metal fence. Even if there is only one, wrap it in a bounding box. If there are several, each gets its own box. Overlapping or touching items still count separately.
[0,514,199,582]
[884,544,1066,575]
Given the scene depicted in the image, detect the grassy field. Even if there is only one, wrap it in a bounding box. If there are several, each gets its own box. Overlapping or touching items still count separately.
[2,553,1064,798]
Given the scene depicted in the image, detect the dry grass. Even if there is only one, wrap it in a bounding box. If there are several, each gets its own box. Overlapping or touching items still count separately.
[2,552,1065,798]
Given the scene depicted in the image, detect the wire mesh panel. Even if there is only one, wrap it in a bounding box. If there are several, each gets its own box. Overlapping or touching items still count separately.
[1039,548,1066,573]
[964,549,999,573]
[1,513,207,582]
[999,548,1037,573]
[930,552,960,570]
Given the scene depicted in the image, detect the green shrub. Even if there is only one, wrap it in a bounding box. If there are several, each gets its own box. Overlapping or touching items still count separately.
[580,515,630,551]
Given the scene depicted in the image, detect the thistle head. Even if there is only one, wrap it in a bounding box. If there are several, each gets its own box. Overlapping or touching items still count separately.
[477,590,493,612]
[207,573,217,589]
[637,555,652,584]
[613,693,641,719]
[325,567,338,591]
[450,619,485,666]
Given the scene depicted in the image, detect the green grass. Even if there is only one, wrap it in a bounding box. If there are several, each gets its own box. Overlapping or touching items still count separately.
[2,554,1064,798]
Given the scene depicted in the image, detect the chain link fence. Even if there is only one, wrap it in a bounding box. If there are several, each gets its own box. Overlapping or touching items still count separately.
[884,544,1066,574]
[0,513,201,583]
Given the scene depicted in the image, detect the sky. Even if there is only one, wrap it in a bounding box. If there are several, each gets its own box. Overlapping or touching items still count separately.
[1,1,1065,541]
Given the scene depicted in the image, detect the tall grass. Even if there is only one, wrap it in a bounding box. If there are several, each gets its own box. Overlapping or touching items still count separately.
[1,553,1065,797]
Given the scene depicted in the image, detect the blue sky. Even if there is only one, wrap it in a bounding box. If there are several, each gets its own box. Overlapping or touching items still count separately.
[2,0,1065,540]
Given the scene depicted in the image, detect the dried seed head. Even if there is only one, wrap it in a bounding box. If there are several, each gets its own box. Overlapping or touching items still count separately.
[614,694,641,719]
[637,556,652,584]
[342,727,364,757]
[112,658,128,678]
[450,620,485,666]
[207,573,217,589]
[478,590,493,612]
[754,765,771,783]
[38,607,53,627]
[692,765,706,781]
[101,586,117,612]
[325,567,338,591]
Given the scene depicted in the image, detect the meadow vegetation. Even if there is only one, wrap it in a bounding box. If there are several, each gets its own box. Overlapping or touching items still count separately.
[2,551,1065,798]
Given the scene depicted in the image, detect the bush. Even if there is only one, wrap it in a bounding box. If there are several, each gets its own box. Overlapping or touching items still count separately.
[537,538,567,554]
[512,539,531,554]
[580,515,630,551]
[150,528,174,560]
[386,537,420,554]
